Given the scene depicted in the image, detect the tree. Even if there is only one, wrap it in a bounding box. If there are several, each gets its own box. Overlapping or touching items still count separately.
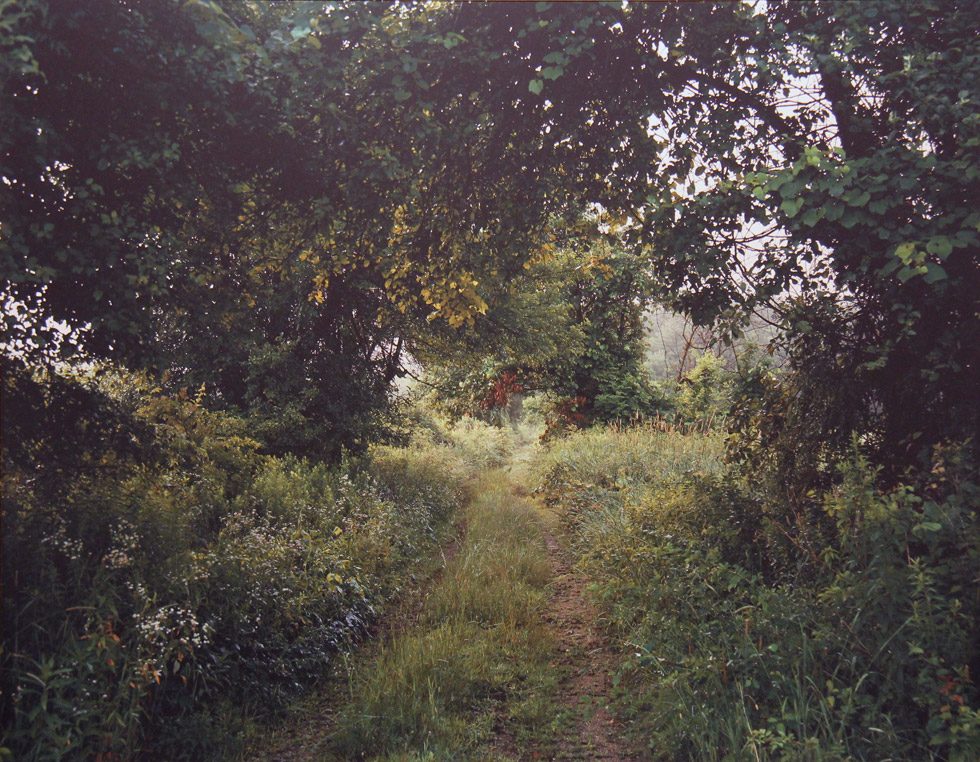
[608,1,980,469]
[417,220,663,427]
[4,0,977,469]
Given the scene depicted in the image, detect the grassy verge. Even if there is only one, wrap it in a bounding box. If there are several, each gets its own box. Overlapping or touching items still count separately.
[534,424,980,761]
[327,473,560,760]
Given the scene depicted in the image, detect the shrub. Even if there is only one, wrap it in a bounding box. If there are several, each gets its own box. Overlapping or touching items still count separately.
[676,351,731,426]
[536,425,980,760]
[1,365,467,760]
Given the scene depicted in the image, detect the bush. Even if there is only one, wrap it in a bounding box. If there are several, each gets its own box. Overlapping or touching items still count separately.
[535,425,980,760]
[675,351,731,426]
[1,363,466,760]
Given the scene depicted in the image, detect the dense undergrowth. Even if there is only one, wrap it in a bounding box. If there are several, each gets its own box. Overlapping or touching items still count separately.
[535,425,980,761]
[0,365,505,760]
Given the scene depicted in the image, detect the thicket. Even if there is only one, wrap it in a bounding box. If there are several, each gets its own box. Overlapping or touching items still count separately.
[535,425,979,760]
[0,357,470,759]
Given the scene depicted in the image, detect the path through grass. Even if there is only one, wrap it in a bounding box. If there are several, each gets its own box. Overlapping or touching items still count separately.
[252,470,636,760]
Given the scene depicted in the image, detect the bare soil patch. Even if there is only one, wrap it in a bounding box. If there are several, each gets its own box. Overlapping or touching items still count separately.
[538,521,639,761]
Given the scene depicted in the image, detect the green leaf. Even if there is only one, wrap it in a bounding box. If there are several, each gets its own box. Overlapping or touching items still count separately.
[923,263,947,284]
[879,258,901,276]
[954,229,978,247]
[801,208,825,227]
[541,66,564,80]
[768,173,791,191]
[528,79,544,95]
[894,242,917,263]
[780,198,803,218]
[777,178,802,199]
[925,235,952,259]
[897,265,927,282]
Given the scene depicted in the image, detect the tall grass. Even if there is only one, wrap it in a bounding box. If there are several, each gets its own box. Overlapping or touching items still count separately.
[533,422,725,492]
[329,476,556,759]
[1,378,473,760]
[534,425,980,761]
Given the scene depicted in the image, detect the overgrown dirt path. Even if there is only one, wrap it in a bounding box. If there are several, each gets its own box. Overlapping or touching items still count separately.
[531,493,638,761]
[252,473,638,761]
[249,522,469,762]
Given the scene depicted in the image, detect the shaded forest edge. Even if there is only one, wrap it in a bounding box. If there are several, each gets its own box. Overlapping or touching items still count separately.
[2,1,979,759]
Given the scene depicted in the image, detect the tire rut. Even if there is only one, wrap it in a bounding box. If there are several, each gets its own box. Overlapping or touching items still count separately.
[538,521,638,761]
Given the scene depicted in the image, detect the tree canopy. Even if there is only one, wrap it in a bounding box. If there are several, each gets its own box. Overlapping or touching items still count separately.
[2,0,977,463]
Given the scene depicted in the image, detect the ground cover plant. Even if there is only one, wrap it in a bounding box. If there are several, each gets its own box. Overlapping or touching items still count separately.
[328,474,557,760]
[535,426,980,760]
[1,360,467,759]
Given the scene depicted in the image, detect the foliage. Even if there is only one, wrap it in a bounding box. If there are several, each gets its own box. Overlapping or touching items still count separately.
[2,0,978,757]
[533,422,726,495]
[3,0,977,464]
[4,0,975,470]
[411,243,588,425]
[675,351,731,427]
[725,329,862,570]
[548,235,662,424]
[623,0,980,470]
[439,417,514,471]
[537,425,980,760]
[420,234,666,429]
[1,361,465,759]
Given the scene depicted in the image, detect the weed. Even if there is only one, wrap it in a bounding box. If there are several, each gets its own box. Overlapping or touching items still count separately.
[535,426,980,760]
